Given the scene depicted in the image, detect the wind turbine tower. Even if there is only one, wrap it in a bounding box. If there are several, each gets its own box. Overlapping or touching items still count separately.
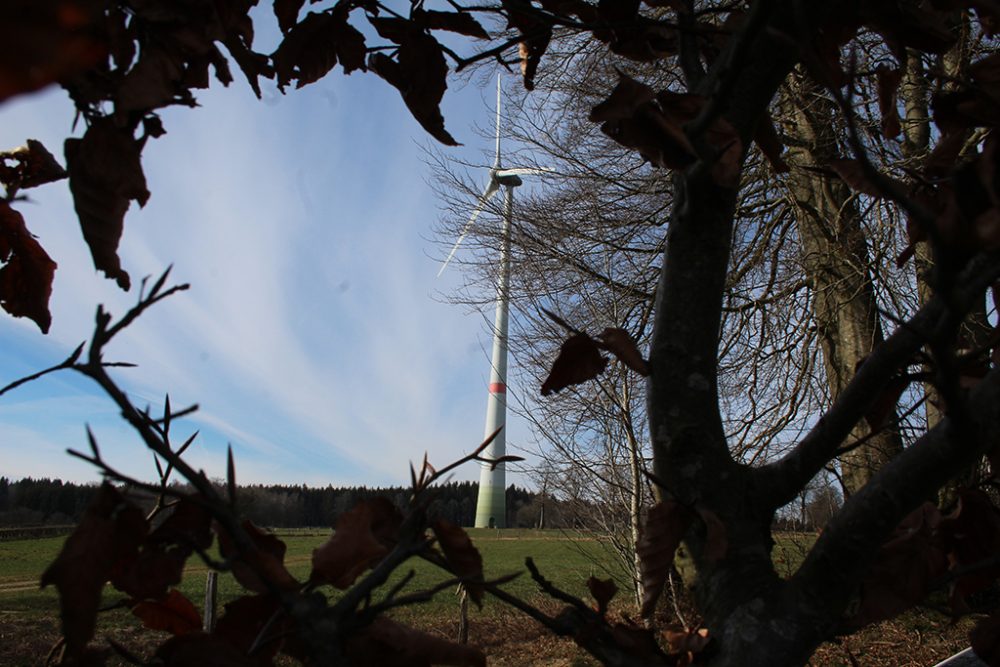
[439,75,546,528]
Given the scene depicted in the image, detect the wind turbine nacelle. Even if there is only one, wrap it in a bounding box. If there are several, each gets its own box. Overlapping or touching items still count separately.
[495,173,523,187]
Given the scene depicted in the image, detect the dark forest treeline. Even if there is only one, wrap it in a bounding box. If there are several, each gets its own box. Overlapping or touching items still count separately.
[0,476,558,529]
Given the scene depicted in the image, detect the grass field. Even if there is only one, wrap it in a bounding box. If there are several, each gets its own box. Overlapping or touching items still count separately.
[0,528,629,617]
[0,528,630,666]
[0,529,975,666]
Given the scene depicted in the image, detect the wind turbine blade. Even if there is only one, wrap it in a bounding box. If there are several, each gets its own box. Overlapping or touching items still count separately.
[438,179,500,277]
[494,74,502,168]
[496,167,554,177]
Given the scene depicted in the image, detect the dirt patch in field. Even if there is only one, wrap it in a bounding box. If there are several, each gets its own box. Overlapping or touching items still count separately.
[0,581,41,595]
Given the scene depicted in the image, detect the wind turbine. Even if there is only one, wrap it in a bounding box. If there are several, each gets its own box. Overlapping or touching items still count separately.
[439,74,547,529]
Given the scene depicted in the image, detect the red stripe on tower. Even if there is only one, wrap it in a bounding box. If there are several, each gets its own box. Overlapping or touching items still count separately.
[489,382,507,394]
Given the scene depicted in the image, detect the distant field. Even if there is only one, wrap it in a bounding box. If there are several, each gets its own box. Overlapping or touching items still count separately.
[0,527,630,620]
[0,528,812,620]
[0,529,972,667]
[0,527,629,666]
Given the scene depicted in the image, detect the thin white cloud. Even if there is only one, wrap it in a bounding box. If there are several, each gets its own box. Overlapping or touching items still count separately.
[0,71,540,490]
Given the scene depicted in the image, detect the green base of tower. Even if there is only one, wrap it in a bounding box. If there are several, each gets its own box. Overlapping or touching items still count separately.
[473,482,506,528]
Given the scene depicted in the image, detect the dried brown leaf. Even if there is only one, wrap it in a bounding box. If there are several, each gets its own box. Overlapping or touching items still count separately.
[413,9,490,39]
[64,116,150,291]
[273,0,306,34]
[938,490,1000,606]
[696,506,728,564]
[802,13,862,88]
[40,483,147,657]
[273,11,365,90]
[368,29,456,146]
[0,0,108,104]
[637,500,694,618]
[665,626,711,667]
[112,547,187,601]
[115,46,191,114]
[131,589,201,636]
[590,72,657,122]
[503,0,553,90]
[433,520,485,606]
[217,520,299,594]
[345,617,486,667]
[311,498,401,589]
[850,503,947,627]
[0,139,67,191]
[606,84,701,170]
[0,200,57,333]
[591,74,695,169]
[112,496,212,600]
[597,327,649,375]
[105,6,135,71]
[151,495,213,551]
[541,332,608,396]
[214,594,288,661]
[592,74,741,180]
[222,38,273,99]
[605,17,677,62]
[597,0,640,22]
[586,576,617,616]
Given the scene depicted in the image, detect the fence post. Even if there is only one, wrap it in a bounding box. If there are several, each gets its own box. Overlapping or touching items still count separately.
[203,571,218,632]
[457,584,469,644]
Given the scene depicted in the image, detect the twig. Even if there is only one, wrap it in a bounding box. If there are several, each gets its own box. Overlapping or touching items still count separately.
[834,393,927,456]
[101,267,190,345]
[361,576,464,621]
[247,608,288,656]
[0,343,83,396]
[541,307,582,335]
[525,557,590,611]
[825,50,940,244]
[414,426,509,492]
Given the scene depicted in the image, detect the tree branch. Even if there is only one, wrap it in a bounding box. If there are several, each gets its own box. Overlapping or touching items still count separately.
[790,366,1000,628]
[757,250,1000,508]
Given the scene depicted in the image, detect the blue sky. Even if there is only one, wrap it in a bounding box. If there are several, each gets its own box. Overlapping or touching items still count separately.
[0,56,539,488]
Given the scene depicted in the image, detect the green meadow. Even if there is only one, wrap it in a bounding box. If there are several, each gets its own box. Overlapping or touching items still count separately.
[0,529,632,623]
[2,530,970,667]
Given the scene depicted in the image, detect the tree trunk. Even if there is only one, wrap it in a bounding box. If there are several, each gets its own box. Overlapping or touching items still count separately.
[898,24,994,506]
[781,72,903,495]
[901,46,944,432]
[623,384,646,614]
